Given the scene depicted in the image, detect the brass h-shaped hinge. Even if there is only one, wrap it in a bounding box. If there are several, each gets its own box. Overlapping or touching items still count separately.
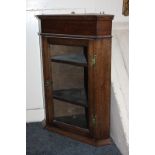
[92,114,96,126]
[44,80,52,87]
[91,55,96,66]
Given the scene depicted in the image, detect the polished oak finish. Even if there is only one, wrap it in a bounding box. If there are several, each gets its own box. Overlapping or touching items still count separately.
[37,14,114,146]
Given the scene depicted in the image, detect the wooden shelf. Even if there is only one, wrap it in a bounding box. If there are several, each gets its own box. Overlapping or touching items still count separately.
[53,88,87,107]
[55,114,87,129]
[51,53,87,67]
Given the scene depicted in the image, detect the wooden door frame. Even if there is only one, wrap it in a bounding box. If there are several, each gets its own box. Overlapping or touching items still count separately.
[40,35,112,145]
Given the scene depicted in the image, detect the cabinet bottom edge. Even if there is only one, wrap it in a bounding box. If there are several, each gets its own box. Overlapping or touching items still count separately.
[42,119,112,146]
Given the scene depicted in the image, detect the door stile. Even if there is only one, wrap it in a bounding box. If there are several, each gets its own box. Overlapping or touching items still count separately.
[87,40,96,137]
[41,36,54,125]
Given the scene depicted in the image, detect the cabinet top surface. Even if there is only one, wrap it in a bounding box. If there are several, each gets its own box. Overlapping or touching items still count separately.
[36,14,114,20]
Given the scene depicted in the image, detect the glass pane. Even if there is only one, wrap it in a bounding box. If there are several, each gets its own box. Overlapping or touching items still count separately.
[54,100,87,128]
[50,45,88,129]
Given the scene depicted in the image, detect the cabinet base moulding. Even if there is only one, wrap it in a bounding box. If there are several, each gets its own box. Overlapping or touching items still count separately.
[42,120,112,146]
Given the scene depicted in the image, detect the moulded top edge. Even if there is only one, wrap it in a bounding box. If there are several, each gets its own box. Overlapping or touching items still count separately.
[36,14,114,20]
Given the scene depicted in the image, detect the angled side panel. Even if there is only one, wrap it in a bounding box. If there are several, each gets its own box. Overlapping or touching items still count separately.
[93,39,112,139]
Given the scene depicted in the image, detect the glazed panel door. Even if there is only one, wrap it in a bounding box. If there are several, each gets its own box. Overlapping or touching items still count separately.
[41,37,95,136]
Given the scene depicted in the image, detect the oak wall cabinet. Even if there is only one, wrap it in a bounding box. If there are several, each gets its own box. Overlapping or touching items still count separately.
[37,14,114,146]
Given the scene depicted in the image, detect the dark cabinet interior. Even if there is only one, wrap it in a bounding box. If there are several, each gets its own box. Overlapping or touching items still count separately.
[51,45,88,129]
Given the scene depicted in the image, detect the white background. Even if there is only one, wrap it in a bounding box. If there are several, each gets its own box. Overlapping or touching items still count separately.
[26,0,128,22]
[0,0,155,155]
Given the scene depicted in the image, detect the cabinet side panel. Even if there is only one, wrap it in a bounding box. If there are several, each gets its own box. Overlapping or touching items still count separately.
[94,39,112,139]
[41,37,54,124]
[97,20,112,36]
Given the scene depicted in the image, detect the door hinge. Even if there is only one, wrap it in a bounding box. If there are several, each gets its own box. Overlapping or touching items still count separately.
[44,80,52,87]
[91,55,96,66]
[92,114,96,126]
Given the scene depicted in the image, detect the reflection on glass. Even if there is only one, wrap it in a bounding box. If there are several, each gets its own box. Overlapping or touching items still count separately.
[50,45,88,129]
